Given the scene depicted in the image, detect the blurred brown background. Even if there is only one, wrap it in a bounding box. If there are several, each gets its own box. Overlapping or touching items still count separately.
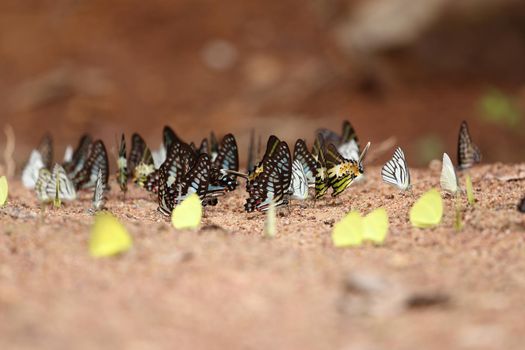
[1,0,525,167]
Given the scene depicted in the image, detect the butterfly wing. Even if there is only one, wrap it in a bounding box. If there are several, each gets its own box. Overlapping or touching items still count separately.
[22,150,45,189]
[325,144,359,197]
[92,169,106,212]
[293,139,317,184]
[457,120,482,170]
[381,147,411,190]
[117,133,128,192]
[178,153,211,202]
[440,153,459,194]
[63,134,93,177]
[289,159,308,200]
[73,140,109,190]
[53,164,77,201]
[313,134,329,199]
[338,121,361,161]
[210,134,239,191]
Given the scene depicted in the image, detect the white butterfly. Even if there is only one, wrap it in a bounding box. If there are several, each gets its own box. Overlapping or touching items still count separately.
[152,144,166,169]
[289,159,308,200]
[440,153,459,194]
[63,145,73,163]
[36,164,77,202]
[338,139,360,162]
[381,147,411,190]
[22,150,45,189]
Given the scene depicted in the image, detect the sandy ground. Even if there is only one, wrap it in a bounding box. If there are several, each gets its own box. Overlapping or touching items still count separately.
[0,163,524,350]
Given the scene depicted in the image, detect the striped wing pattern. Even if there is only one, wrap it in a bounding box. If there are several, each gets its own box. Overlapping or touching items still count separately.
[381,147,411,190]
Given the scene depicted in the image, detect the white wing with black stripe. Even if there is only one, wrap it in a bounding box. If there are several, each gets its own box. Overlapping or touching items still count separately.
[381,147,411,191]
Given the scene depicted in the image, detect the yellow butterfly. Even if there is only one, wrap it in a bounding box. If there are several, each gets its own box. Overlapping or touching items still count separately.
[409,189,443,228]
[465,174,475,206]
[89,212,132,258]
[171,193,202,230]
[332,208,389,247]
[0,176,8,207]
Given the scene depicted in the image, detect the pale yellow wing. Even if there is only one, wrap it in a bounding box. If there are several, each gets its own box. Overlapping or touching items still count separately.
[0,176,8,206]
[171,193,202,230]
[89,212,132,257]
[363,208,389,244]
[332,211,363,247]
[409,188,443,228]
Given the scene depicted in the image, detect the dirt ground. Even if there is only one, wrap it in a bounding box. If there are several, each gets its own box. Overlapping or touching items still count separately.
[0,163,524,350]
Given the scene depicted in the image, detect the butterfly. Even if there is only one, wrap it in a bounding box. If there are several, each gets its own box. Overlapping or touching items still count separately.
[410,189,443,228]
[381,147,411,191]
[324,144,361,197]
[312,134,329,199]
[440,153,459,195]
[90,169,107,213]
[128,133,154,179]
[245,140,291,212]
[288,159,308,200]
[89,212,132,258]
[63,134,93,178]
[293,139,317,184]
[457,120,481,170]
[21,149,45,189]
[171,193,202,229]
[73,140,109,190]
[158,152,211,216]
[36,164,77,203]
[116,134,128,192]
[332,208,389,247]
[317,120,361,161]
[163,125,185,152]
[209,134,239,193]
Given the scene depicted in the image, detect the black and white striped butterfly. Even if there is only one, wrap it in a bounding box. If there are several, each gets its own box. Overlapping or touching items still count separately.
[63,134,93,178]
[381,147,411,191]
[73,140,109,190]
[36,164,77,203]
[293,139,317,185]
[158,151,211,216]
[288,159,308,200]
[208,134,239,193]
[245,139,291,212]
[128,133,154,179]
[457,120,481,170]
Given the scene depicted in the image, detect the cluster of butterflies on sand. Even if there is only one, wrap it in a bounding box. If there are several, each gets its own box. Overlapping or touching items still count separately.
[18,119,499,217]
